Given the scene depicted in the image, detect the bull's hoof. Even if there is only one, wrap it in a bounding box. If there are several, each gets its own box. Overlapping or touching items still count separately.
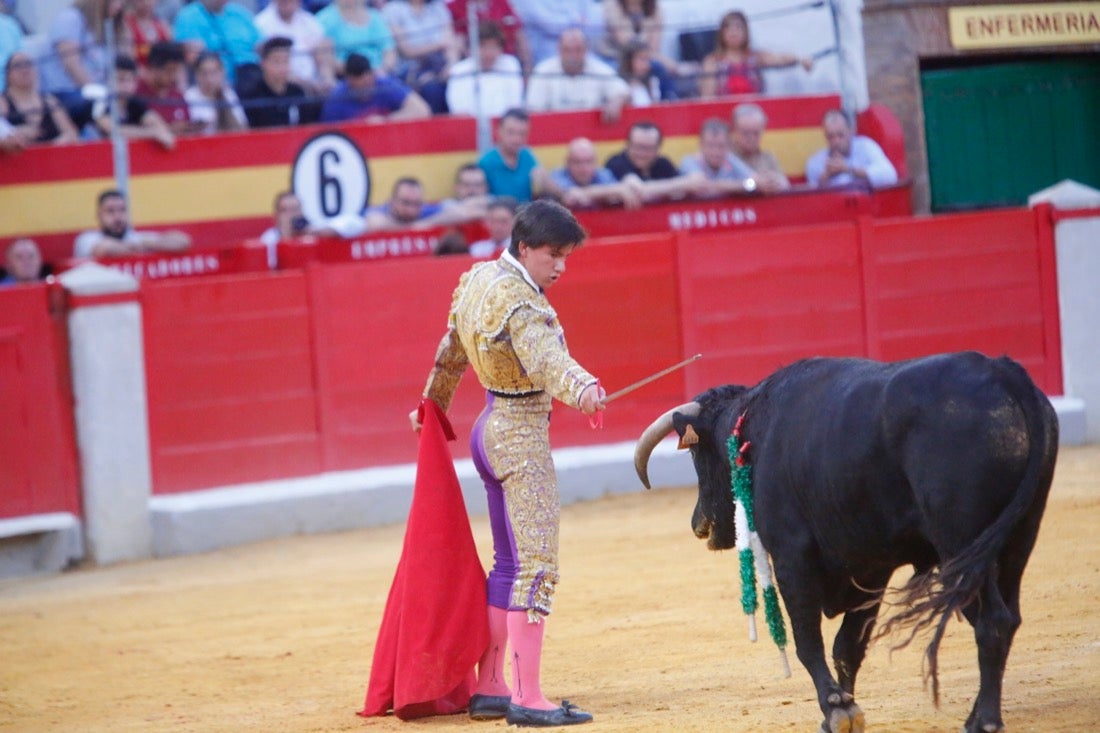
[818,703,864,733]
[962,724,1004,733]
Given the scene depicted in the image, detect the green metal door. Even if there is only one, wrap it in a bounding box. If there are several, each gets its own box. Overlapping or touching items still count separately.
[922,55,1100,212]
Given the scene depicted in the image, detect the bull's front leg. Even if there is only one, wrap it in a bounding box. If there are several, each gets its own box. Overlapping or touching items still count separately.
[778,577,865,733]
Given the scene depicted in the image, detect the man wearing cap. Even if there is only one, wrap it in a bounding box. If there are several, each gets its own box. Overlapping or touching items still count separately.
[320,53,430,123]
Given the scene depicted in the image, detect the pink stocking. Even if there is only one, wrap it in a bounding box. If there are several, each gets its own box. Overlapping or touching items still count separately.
[507,610,555,710]
[475,606,511,697]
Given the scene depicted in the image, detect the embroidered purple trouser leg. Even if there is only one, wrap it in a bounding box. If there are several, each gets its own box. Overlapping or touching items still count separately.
[472,393,519,609]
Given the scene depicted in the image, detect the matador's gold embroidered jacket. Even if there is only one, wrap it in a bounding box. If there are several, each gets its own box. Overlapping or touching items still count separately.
[422,256,596,409]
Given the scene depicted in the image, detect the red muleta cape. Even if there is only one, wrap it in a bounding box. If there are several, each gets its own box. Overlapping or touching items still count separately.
[360,398,489,720]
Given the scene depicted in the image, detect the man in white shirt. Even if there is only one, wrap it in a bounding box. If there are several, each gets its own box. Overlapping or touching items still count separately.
[467,195,516,257]
[74,190,192,259]
[446,20,523,119]
[805,109,899,190]
[525,27,629,124]
[254,0,336,94]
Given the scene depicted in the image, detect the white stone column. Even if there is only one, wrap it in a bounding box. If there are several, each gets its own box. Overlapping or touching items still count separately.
[1030,180,1100,444]
[59,263,154,564]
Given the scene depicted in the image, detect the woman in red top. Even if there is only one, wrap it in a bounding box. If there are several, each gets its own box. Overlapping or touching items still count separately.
[698,10,812,99]
[122,0,172,72]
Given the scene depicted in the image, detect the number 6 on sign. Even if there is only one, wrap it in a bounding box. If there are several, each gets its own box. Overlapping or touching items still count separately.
[291,132,371,223]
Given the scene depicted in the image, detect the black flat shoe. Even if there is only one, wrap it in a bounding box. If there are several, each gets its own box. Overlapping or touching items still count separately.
[505,700,593,727]
[468,693,511,720]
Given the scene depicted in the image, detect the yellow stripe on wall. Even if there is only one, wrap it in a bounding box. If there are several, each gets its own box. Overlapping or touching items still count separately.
[0,131,821,239]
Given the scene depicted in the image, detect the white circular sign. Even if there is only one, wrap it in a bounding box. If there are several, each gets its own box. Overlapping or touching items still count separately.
[291,132,370,223]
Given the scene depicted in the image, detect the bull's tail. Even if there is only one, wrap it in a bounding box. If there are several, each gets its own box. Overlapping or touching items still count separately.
[875,357,1058,705]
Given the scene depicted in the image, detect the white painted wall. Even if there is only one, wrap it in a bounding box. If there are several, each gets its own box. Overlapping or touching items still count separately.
[59,263,155,565]
[1030,180,1100,443]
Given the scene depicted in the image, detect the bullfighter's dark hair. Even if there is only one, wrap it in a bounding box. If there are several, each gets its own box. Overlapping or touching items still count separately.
[508,199,586,257]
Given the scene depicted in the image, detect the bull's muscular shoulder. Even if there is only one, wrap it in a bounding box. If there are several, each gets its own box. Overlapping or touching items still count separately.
[459,260,555,339]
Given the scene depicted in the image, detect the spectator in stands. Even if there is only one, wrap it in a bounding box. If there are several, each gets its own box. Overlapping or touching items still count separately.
[259,190,310,256]
[185,51,248,133]
[598,0,674,70]
[93,55,177,149]
[0,5,24,87]
[362,177,444,230]
[445,20,523,119]
[698,10,813,99]
[449,162,490,202]
[319,52,430,123]
[605,120,678,181]
[467,195,515,257]
[541,136,642,209]
[39,0,126,129]
[477,107,543,202]
[123,0,173,72]
[237,36,322,128]
[173,0,261,86]
[316,0,397,75]
[0,238,44,287]
[0,52,80,145]
[0,116,24,152]
[431,162,491,218]
[525,27,629,124]
[433,229,470,255]
[254,0,338,95]
[617,38,676,107]
[805,108,898,190]
[258,189,369,266]
[678,117,758,197]
[605,120,708,202]
[74,189,192,258]
[445,0,529,72]
[382,0,457,114]
[729,102,790,192]
[518,0,602,67]
[136,41,204,135]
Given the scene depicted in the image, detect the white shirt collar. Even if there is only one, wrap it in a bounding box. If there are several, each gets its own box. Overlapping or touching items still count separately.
[501,248,540,292]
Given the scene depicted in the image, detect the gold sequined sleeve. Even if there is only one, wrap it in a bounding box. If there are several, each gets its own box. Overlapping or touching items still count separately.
[422,274,471,412]
[509,305,597,408]
[422,322,469,412]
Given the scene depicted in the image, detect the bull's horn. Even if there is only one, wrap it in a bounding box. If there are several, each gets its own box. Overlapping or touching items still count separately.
[634,402,701,490]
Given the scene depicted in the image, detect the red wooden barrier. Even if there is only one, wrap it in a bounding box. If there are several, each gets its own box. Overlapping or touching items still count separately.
[133,206,1060,495]
[54,243,270,281]
[142,271,323,494]
[0,284,80,519]
[861,208,1062,393]
[678,222,868,393]
[0,205,1061,505]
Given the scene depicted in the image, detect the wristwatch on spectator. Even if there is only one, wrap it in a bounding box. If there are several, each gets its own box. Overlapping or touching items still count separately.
[743,177,757,193]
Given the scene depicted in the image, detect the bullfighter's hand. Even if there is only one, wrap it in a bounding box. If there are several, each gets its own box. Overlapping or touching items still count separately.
[578,382,606,416]
[409,408,422,433]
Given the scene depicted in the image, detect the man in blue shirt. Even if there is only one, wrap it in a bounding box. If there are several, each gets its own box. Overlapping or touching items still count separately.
[174,0,261,86]
[320,53,430,123]
[362,177,443,230]
[478,107,542,203]
[542,137,641,209]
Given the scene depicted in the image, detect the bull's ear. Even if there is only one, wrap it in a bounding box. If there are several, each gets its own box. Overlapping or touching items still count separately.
[676,424,699,449]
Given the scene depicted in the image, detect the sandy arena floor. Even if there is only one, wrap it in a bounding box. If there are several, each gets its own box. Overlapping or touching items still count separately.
[1,445,1098,733]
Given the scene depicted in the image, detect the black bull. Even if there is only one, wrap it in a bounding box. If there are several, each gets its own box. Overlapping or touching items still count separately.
[634,352,1058,733]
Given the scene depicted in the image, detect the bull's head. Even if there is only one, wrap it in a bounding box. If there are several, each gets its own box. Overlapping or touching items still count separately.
[634,387,747,551]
